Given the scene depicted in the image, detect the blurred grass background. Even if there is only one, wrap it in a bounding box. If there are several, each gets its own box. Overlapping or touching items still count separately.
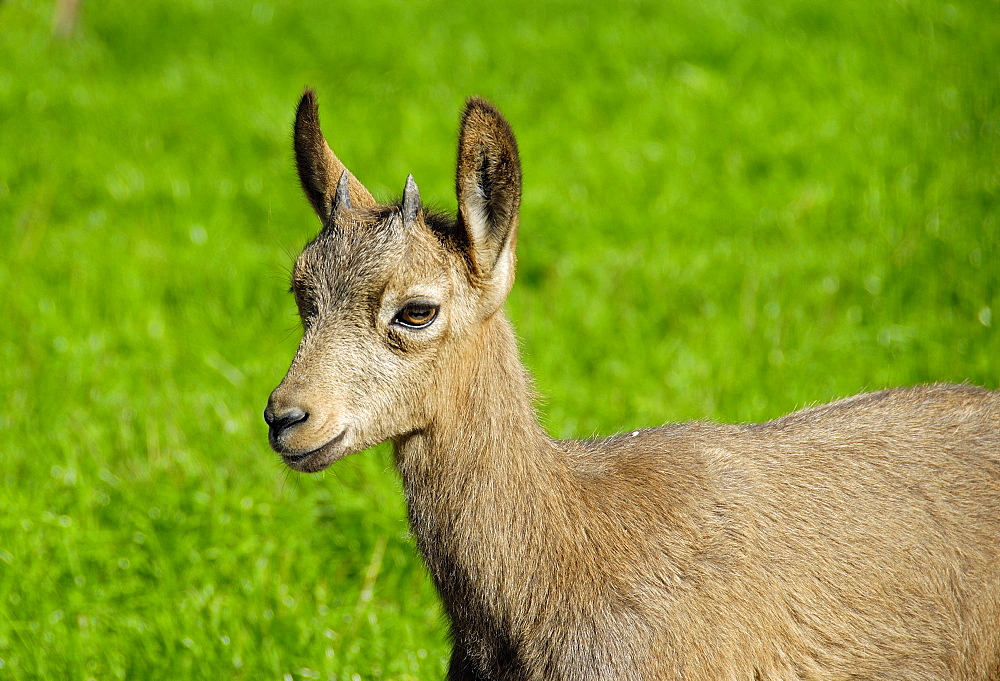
[1,0,997,678]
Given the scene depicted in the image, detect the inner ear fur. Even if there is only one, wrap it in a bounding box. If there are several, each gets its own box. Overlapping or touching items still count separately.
[455,97,523,281]
[294,89,376,222]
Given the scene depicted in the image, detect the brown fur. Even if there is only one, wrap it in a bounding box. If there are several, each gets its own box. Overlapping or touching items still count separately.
[265,90,1000,680]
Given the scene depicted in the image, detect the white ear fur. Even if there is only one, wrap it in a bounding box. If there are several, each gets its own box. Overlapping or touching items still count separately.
[459,174,505,270]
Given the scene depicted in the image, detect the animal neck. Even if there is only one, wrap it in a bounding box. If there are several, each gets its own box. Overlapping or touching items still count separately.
[391,310,568,612]
[394,310,558,502]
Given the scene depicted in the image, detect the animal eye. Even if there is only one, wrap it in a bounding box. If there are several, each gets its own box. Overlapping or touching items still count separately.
[394,302,439,329]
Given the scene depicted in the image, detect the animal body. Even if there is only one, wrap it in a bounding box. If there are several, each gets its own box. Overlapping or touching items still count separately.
[264,90,1000,680]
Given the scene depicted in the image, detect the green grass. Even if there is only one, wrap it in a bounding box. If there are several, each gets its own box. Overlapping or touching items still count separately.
[1,0,997,678]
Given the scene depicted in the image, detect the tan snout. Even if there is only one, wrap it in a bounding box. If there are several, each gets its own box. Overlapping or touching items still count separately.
[264,378,342,458]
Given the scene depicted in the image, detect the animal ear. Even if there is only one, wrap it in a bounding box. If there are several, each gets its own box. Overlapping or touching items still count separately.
[294,89,376,222]
[455,97,522,293]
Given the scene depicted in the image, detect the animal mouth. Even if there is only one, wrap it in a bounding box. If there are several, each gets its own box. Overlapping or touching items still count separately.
[280,429,349,473]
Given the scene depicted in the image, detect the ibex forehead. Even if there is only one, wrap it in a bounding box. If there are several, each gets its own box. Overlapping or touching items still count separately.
[293,204,457,310]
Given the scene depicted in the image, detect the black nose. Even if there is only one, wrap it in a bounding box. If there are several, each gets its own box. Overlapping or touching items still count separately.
[264,405,308,439]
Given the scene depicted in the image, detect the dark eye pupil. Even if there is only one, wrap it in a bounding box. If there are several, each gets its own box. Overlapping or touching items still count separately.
[399,304,437,327]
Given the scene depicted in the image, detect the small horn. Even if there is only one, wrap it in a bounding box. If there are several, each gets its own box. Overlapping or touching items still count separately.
[331,169,352,216]
[402,174,421,225]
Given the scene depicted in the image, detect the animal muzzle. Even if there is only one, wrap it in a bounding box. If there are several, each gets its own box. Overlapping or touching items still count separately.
[263,399,309,453]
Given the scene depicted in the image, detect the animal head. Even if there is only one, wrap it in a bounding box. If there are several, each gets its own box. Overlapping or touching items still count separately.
[264,91,522,472]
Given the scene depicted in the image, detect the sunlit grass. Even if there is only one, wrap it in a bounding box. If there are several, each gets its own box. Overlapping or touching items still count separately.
[1,0,997,677]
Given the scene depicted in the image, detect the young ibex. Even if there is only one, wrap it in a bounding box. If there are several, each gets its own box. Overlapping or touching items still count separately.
[264,90,1000,680]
